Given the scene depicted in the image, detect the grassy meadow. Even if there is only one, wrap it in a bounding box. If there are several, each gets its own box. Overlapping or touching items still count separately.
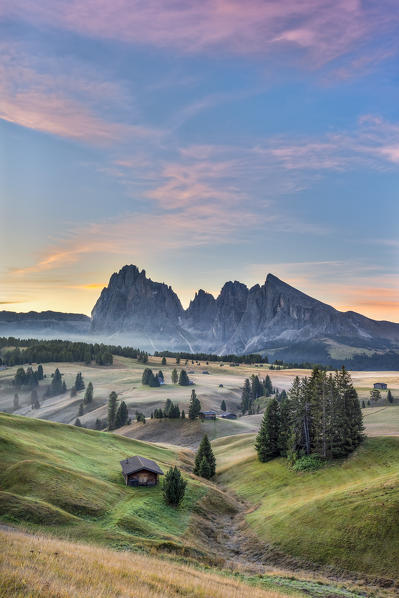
[0,412,236,560]
[0,529,301,598]
[214,434,399,580]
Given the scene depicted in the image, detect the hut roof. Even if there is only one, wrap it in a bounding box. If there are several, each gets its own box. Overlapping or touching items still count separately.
[120,456,164,476]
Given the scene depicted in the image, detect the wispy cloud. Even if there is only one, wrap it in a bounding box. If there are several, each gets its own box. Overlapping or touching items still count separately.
[2,0,397,70]
[0,41,161,144]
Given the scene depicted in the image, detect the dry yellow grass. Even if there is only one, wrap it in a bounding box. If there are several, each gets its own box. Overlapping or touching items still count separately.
[0,529,295,598]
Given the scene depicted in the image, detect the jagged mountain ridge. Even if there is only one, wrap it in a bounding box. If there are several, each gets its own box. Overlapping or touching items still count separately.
[90,265,399,357]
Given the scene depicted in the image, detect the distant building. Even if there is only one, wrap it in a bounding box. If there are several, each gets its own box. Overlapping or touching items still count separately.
[199,410,217,421]
[202,370,209,374]
[220,412,237,420]
[374,382,387,390]
[120,456,164,487]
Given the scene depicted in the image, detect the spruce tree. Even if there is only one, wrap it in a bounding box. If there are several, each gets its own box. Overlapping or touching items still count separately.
[74,418,82,427]
[162,466,186,506]
[13,393,19,410]
[220,399,227,412]
[95,418,102,430]
[255,398,280,462]
[107,391,118,430]
[198,456,211,479]
[62,380,67,393]
[171,368,178,384]
[181,409,186,419]
[240,379,251,414]
[194,434,216,477]
[188,389,201,420]
[74,372,85,391]
[264,374,273,396]
[83,382,93,404]
[78,402,84,416]
[387,390,393,404]
[278,397,291,457]
[178,369,189,386]
[31,389,40,409]
[115,400,129,428]
[162,356,167,365]
[158,370,164,383]
[37,365,44,380]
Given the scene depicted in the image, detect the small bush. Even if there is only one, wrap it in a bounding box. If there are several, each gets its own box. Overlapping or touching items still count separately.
[292,455,325,472]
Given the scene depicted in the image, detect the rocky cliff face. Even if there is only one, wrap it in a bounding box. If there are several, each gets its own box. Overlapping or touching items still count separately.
[91,265,183,340]
[89,265,399,358]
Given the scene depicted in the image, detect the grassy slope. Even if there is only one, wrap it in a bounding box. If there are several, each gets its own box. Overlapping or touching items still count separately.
[0,529,297,598]
[0,413,233,559]
[214,434,399,579]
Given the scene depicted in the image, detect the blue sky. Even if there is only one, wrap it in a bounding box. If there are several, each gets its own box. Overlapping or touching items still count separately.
[0,1,398,320]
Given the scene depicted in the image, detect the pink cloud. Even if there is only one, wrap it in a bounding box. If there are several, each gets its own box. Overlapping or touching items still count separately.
[2,1,396,67]
[0,41,161,144]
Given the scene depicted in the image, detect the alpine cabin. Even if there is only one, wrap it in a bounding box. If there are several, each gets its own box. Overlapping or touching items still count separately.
[120,456,164,487]
[374,382,387,390]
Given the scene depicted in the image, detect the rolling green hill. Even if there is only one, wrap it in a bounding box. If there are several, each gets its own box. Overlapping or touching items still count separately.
[214,434,399,580]
[0,413,235,560]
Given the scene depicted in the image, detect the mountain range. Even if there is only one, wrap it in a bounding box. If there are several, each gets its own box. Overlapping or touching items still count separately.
[2,264,399,365]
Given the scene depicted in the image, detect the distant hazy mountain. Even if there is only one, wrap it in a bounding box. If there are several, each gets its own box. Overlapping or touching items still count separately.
[90,265,399,362]
[0,311,90,338]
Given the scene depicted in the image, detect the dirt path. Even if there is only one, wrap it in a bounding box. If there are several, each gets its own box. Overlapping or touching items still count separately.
[205,487,393,597]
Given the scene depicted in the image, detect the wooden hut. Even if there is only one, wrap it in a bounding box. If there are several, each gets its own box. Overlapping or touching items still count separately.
[199,410,217,421]
[374,382,387,390]
[120,456,164,487]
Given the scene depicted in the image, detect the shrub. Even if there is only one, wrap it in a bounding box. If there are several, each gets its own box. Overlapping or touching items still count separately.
[292,455,325,472]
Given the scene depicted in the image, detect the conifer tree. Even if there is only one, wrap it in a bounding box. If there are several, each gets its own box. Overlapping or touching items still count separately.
[387,390,393,404]
[188,389,201,420]
[31,389,40,409]
[78,402,84,416]
[13,393,19,410]
[163,466,186,506]
[370,388,381,402]
[157,370,164,383]
[37,364,44,380]
[171,368,178,384]
[83,381,93,404]
[74,418,82,427]
[178,369,189,386]
[240,378,251,413]
[95,418,102,430]
[198,456,211,479]
[74,372,85,391]
[107,391,118,430]
[70,386,77,397]
[255,398,280,462]
[162,356,167,365]
[194,434,216,477]
[220,399,227,412]
[181,409,186,419]
[264,374,273,396]
[278,397,291,457]
[115,400,129,428]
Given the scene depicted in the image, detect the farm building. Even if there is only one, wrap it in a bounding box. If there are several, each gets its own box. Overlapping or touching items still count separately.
[220,412,237,420]
[199,410,217,421]
[120,456,164,487]
[374,382,387,390]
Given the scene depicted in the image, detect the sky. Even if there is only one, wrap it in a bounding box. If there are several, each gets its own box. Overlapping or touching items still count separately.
[0,0,398,321]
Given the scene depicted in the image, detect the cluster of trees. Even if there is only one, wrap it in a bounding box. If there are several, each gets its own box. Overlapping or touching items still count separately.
[0,338,121,366]
[162,435,217,506]
[142,368,163,387]
[240,374,278,414]
[45,368,67,398]
[154,350,269,364]
[137,350,149,363]
[256,367,364,464]
[152,398,182,419]
[107,391,130,430]
[14,365,43,389]
[193,435,216,479]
